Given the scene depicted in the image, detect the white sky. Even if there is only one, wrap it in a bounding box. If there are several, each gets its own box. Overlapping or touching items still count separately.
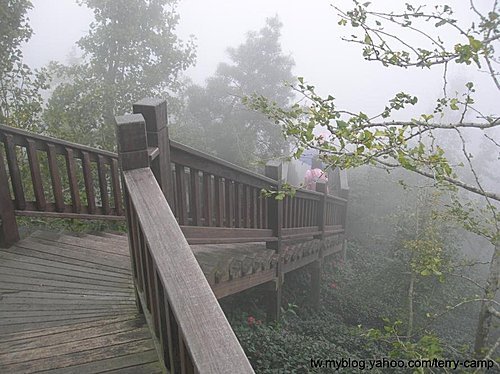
[23,0,498,120]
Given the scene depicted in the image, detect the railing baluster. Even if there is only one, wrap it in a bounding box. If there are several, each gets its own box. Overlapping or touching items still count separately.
[26,139,46,211]
[125,198,141,312]
[258,193,264,229]
[180,335,195,374]
[97,155,110,215]
[4,135,26,210]
[138,228,150,309]
[145,247,160,335]
[154,271,169,367]
[234,182,241,228]
[169,305,181,372]
[110,158,123,215]
[252,188,258,229]
[225,179,233,228]
[283,196,288,228]
[203,173,213,227]
[47,144,64,212]
[243,185,250,228]
[214,176,224,227]
[175,165,188,225]
[190,169,202,226]
[81,151,96,214]
[264,197,268,229]
[65,148,81,213]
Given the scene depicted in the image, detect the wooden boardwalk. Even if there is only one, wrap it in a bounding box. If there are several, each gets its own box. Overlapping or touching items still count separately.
[0,231,163,373]
[0,229,343,373]
[0,101,348,372]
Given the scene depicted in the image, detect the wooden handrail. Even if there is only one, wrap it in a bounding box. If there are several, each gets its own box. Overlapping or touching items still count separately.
[124,168,253,373]
[117,113,254,373]
[171,140,277,189]
[0,124,117,158]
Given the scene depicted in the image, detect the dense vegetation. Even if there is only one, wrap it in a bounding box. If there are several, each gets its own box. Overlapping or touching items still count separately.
[223,166,491,372]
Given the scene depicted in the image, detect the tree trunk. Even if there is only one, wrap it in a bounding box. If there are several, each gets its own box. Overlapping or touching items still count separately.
[474,242,500,356]
[407,272,415,337]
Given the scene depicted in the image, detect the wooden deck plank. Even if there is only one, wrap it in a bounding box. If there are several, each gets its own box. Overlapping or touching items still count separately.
[0,282,133,296]
[31,231,130,258]
[0,316,139,343]
[0,315,134,335]
[0,249,130,280]
[20,237,131,271]
[1,338,155,373]
[0,274,133,293]
[47,351,162,374]
[0,312,135,327]
[0,300,136,314]
[97,360,164,374]
[0,318,146,353]
[1,242,130,276]
[0,265,133,288]
[0,327,151,365]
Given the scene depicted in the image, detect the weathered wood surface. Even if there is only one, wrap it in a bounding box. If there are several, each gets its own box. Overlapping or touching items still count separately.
[0,231,343,372]
[0,231,162,374]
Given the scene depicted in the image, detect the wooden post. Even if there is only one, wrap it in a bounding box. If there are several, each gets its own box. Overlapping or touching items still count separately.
[133,98,174,208]
[115,113,149,312]
[311,179,327,309]
[264,161,283,321]
[0,149,19,247]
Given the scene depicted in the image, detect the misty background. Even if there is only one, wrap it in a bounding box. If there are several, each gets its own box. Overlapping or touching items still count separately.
[23,0,498,116]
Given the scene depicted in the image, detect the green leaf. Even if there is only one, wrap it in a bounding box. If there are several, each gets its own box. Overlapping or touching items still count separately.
[435,19,447,27]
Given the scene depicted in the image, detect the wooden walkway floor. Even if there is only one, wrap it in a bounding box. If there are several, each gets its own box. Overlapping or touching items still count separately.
[0,230,343,373]
[0,231,163,373]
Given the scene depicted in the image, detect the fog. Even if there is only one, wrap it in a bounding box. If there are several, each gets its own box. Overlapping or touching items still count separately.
[24,0,497,117]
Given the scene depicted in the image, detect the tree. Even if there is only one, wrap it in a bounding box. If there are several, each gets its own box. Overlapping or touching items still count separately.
[176,16,295,169]
[249,1,499,358]
[0,0,49,131]
[44,0,195,150]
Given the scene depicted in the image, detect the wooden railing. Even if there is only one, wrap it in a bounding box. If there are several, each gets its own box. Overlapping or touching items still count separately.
[169,141,276,244]
[117,112,254,373]
[167,132,347,246]
[0,124,125,246]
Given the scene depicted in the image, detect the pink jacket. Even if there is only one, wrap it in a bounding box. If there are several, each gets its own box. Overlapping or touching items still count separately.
[304,168,327,191]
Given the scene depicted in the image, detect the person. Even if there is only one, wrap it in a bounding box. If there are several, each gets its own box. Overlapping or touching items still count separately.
[304,167,327,191]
